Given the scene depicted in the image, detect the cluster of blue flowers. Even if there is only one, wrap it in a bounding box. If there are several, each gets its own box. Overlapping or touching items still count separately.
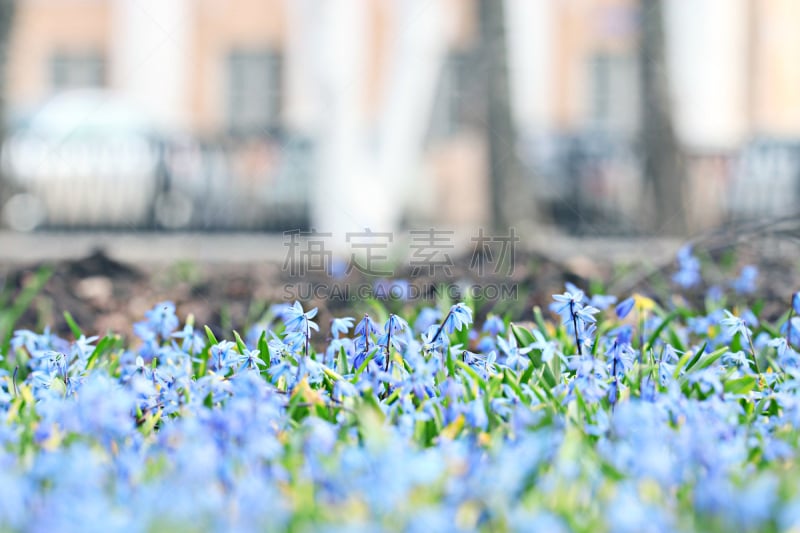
[1,253,800,531]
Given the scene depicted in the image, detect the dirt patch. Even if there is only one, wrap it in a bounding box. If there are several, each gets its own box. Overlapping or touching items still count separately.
[1,233,799,342]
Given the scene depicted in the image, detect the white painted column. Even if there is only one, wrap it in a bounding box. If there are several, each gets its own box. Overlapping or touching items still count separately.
[506,0,555,132]
[664,0,748,149]
[374,0,447,230]
[284,0,322,133]
[302,0,370,245]
[300,0,446,251]
[110,0,192,132]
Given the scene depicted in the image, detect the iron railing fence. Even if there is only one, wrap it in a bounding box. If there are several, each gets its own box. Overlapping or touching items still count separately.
[1,129,797,236]
[523,134,800,235]
[0,133,312,232]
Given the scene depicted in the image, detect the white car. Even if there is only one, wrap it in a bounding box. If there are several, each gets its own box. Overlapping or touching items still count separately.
[1,89,161,231]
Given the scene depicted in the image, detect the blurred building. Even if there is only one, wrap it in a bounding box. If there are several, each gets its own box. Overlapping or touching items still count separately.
[1,0,799,234]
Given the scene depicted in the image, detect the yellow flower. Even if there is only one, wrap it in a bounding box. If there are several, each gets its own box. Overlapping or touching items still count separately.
[634,293,656,313]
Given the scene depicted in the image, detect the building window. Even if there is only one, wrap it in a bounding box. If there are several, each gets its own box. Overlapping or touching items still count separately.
[227,49,282,135]
[588,53,639,135]
[50,52,106,91]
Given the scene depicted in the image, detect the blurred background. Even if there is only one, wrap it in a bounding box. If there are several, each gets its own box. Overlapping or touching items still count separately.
[0,0,797,245]
[2,0,800,339]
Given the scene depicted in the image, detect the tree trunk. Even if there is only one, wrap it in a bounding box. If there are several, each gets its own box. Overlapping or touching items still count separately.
[639,0,688,235]
[0,0,14,207]
[480,0,530,231]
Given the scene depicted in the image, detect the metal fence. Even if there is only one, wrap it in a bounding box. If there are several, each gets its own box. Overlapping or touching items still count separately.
[0,132,312,232]
[1,124,798,236]
[524,134,800,235]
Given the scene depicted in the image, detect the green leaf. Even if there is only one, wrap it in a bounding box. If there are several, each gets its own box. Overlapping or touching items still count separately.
[233,330,247,353]
[724,375,757,395]
[352,350,375,380]
[511,323,535,347]
[360,390,385,422]
[520,358,537,385]
[533,307,549,338]
[204,326,219,346]
[666,327,686,352]
[446,347,456,376]
[502,370,524,399]
[539,361,559,389]
[574,386,589,418]
[338,346,349,375]
[600,460,627,482]
[257,330,271,369]
[454,360,486,390]
[0,266,52,355]
[140,409,162,435]
[687,347,727,372]
[86,334,115,370]
[645,310,680,351]
[322,367,345,383]
[63,311,84,339]
[681,342,705,370]
[549,355,562,388]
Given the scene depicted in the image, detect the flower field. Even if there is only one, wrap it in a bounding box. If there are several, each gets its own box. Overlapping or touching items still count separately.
[1,246,800,532]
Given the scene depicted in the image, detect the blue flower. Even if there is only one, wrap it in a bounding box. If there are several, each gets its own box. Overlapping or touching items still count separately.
[282,302,319,357]
[171,324,206,354]
[497,335,532,370]
[707,284,724,303]
[552,290,585,320]
[482,315,505,336]
[688,367,723,395]
[135,301,180,340]
[731,265,758,295]
[475,336,496,354]
[589,294,617,311]
[71,335,99,361]
[607,338,635,380]
[413,308,441,334]
[421,324,446,352]
[780,317,800,344]
[565,282,588,302]
[325,337,354,367]
[330,317,354,339]
[672,245,702,289]
[443,303,473,335]
[268,359,295,384]
[722,350,752,370]
[352,346,380,373]
[768,337,792,359]
[529,328,561,364]
[721,310,752,340]
[373,279,411,301]
[354,314,381,355]
[210,341,238,372]
[378,315,410,353]
[354,314,380,339]
[283,301,319,334]
[615,297,635,319]
[575,305,600,324]
[553,287,599,354]
[237,349,265,371]
[383,314,410,335]
[566,355,608,403]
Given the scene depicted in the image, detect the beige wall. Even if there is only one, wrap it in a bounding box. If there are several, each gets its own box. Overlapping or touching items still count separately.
[190,0,285,134]
[9,0,800,140]
[752,0,800,136]
[7,0,110,114]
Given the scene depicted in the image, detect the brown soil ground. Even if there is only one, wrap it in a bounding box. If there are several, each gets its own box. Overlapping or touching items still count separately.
[2,227,799,344]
